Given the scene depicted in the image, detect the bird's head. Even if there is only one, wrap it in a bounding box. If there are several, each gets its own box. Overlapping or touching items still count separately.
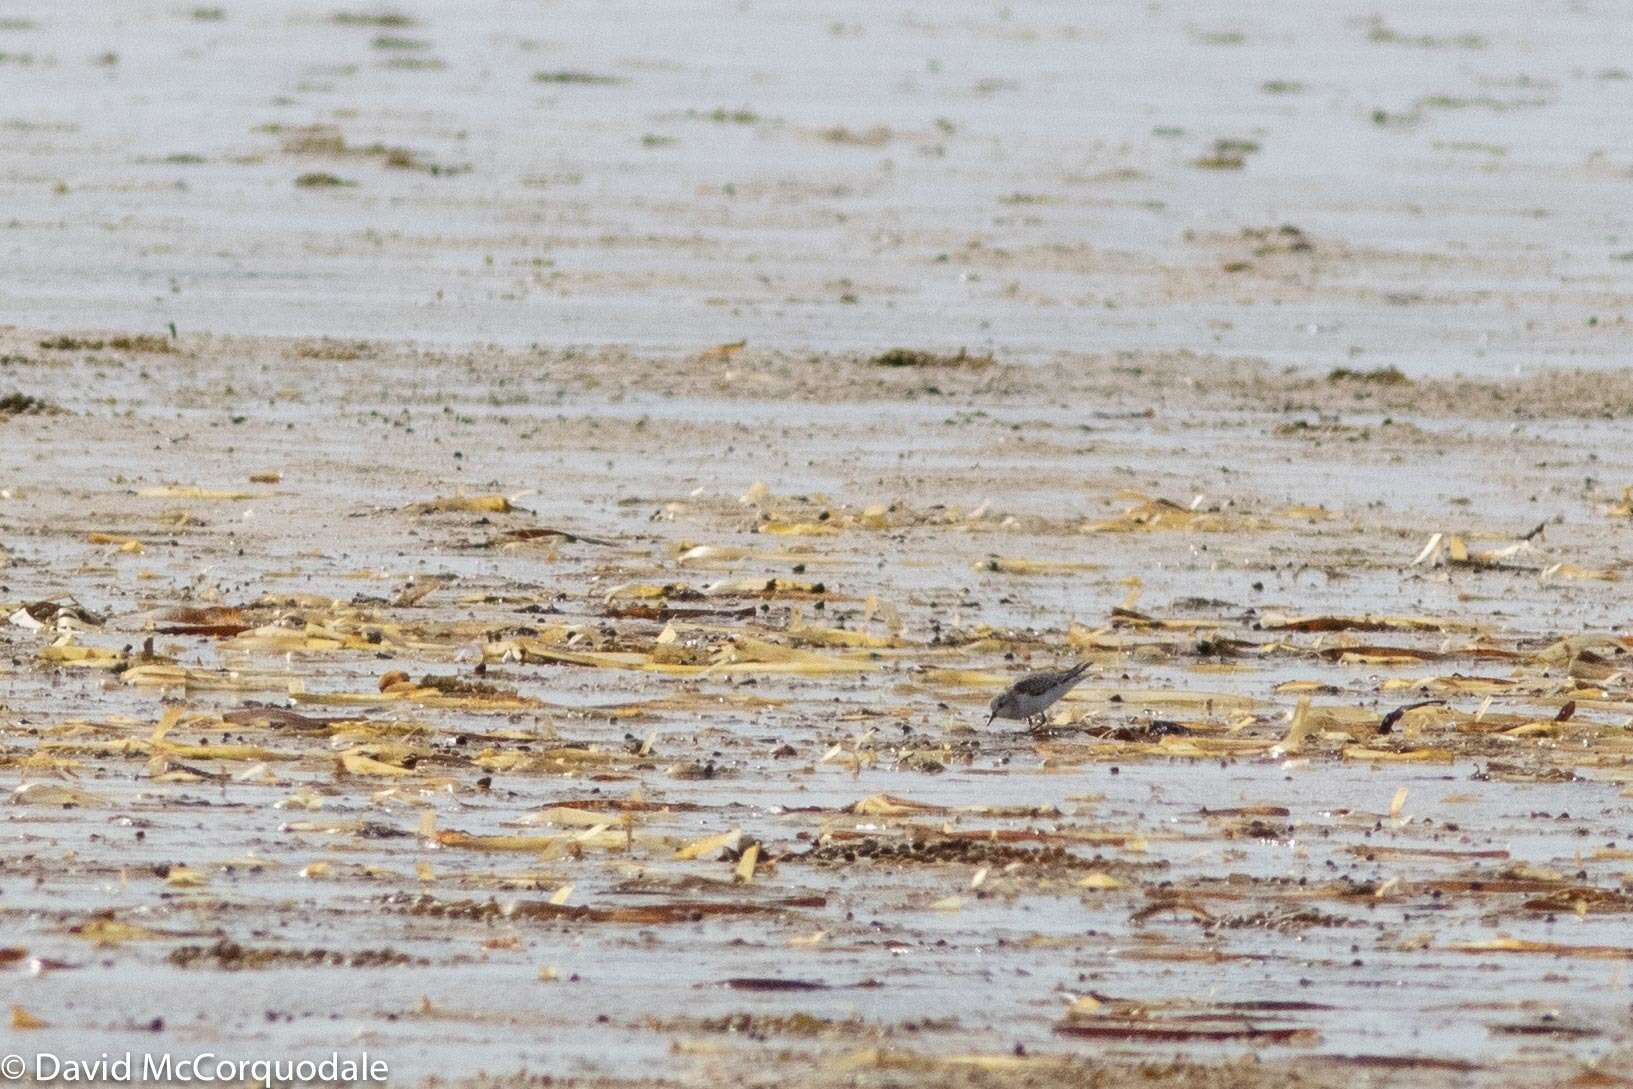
[986,689,1018,726]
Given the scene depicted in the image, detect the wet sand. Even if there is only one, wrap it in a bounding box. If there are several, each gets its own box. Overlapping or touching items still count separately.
[4,333,1633,1087]
[3,3,1633,1088]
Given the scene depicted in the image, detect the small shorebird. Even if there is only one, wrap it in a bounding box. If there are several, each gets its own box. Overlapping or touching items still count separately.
[986,662,1091,728]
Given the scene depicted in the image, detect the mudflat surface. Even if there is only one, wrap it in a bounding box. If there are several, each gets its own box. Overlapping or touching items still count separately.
[4,334,1633,1087]
[3,3,1633,1088]
[2,1,1633,370]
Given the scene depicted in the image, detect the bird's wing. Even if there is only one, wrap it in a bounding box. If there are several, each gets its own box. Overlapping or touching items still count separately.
[1013,668,1072,696]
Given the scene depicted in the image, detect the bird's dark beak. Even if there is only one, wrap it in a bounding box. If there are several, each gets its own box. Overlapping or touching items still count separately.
[984,710,996,728]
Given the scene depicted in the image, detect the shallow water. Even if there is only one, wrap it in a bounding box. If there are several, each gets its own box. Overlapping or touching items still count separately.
[2,1,1632,372]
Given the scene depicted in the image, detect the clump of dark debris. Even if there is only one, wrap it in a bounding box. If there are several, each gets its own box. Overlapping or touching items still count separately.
[167,939,426,970]
[870,348,994,369]
[799,835,1141,870]
[38,334,173,353]
[0,392,57,416]
[1328,365,1411,385]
